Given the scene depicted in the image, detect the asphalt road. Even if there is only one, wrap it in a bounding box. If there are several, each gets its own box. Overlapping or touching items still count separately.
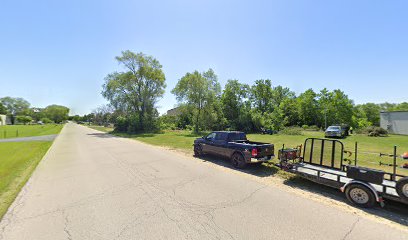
[0,123,407,240]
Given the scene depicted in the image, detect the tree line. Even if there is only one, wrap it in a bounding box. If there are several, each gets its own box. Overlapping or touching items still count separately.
[0,97,70,124]
[96,50,407,133]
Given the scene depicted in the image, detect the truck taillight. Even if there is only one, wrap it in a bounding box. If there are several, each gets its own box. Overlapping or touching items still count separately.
[252,148,258,157]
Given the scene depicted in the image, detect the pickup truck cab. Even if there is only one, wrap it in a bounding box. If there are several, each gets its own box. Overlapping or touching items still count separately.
[193,131,274,168]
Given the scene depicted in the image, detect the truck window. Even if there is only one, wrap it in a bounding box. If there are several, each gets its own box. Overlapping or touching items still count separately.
[206,133,216,140]
[228,132,247,141]
[215,132,228,140]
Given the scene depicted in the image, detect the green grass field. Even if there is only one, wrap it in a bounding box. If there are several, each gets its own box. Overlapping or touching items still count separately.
[0,124,63,139]
[0,142,52,217]
[89,126,408,176]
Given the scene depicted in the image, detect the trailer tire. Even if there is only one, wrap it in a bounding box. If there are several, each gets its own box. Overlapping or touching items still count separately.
[345,184,376,208]
[231,153,247,169]
[396,177,408,202]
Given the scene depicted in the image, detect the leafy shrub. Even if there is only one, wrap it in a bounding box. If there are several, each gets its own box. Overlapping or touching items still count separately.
[16,115,32,125]
[279,127,303,135]
[362,126,388,137]
[114,116,129,132]
[301,125,320,131]
[40,118,53,124]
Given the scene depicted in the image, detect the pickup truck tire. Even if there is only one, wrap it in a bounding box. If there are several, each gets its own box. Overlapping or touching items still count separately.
[194,144,203,157]
[231,153,247,169]
[396,177,408,201]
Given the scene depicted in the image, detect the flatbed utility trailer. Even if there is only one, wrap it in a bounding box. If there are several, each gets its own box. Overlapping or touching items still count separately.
[278,138,408,208]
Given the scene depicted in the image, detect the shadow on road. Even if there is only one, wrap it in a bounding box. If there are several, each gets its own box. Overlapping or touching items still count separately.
[196,154,408,227]
[282,176,408,227]
[86,133,118,138]
[194,154,279,178]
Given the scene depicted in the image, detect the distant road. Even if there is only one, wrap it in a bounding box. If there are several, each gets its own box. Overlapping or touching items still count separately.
[0,123,406,240]
[0,134,57,142]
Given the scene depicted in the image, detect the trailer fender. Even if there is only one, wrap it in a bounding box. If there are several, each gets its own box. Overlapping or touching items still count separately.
[340,180,382,203]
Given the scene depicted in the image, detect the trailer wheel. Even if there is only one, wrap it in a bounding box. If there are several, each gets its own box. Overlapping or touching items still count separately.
[396,177,408,201]
[345,184,376,208]
[231,153,247,169]
[194,144,203,157]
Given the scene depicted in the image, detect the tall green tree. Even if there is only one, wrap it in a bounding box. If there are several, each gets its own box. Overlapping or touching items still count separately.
[250,79,274,114]
[102,51,166,131]
[356,103,381,126]
[317,89,353,127]
[0,97,30,115]
[221,80,250,130]
[43,105,70,123]
[297,89,319,127]
[172,69,221,133]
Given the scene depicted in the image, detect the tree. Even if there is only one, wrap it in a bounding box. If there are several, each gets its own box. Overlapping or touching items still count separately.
[250,79,274,114]
[0,97,30,115]
[43,105,70,123]
[92,105,113,126]
[355,103,381,126]
[221,80,250,130]
[317,89,353,127]
[15,115,32,125]
[172,69,221,133]
[297,89,319,127]
[102,51,166,132]
[0,97,30,124]
[0,102,7,114]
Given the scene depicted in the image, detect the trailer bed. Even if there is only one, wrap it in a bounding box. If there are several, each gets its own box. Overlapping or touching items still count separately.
[288,162,399,198]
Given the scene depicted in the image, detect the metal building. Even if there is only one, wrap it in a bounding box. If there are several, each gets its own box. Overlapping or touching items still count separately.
[380,111,408,135]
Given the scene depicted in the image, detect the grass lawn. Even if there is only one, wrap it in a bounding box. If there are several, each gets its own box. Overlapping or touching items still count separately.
[0,141,52,218]
[88,125,408,176]
[0,124,63,139]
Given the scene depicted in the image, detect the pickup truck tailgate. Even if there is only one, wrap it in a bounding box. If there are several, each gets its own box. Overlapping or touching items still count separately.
[255,144,274,157]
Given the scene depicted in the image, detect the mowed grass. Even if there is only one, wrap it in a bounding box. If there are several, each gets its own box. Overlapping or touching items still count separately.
[0,124,63,139]
[88,126,408,176]
[0,141,52,218]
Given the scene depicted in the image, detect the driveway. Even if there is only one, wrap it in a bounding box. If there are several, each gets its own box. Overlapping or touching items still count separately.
[0,134,57,142]
[0,123,406,240]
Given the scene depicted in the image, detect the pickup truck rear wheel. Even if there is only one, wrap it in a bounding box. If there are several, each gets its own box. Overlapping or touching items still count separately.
[231,153,247,169]
[194,144,203,157]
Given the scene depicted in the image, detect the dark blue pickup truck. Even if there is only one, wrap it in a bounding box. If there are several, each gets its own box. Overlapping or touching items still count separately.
[193,131,274,168]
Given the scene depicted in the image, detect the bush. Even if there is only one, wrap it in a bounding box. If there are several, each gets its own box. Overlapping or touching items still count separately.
[362,126,388,137]
[302,125,320,131]
[40,118,53,124]
[114,116,129,132]
[279,127,303,135]
[15,115,32,125]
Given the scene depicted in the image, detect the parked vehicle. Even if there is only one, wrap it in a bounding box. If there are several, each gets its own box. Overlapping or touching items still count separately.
[325,125,346,138]
[278,138,408,208]
[261,128,277,135]
[193,131,275,168]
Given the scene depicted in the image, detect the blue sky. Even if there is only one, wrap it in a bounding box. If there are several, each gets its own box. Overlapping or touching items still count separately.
[0,0,407,115]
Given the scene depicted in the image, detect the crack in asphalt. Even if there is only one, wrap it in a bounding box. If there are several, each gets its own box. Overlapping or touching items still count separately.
[63,210,73,240]
[341,218,360,240]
